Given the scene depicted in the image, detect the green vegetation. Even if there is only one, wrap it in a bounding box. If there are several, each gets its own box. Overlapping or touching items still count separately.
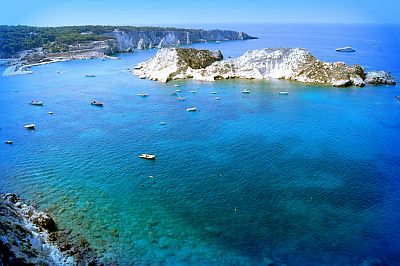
[0,25,199,58]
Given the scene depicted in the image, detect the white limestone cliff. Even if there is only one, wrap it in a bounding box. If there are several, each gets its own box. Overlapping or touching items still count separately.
[134,48,395,87]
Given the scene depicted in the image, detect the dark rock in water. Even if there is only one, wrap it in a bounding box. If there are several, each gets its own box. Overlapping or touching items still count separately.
[31,212,56,232]
[365,71,396,85]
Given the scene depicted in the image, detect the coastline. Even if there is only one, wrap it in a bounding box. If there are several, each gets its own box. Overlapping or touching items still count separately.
[0,193,100,265]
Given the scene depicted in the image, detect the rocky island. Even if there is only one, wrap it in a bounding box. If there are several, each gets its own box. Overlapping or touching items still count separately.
[134,48,396,87]
[1,25,255,76]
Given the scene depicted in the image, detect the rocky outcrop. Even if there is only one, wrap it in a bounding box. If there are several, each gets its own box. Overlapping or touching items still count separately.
[105,29,256,51]
[2,64,33,76]
[134,48,223,82]
[365,71,396,85]
[134,48,396,87]
[0,193,99,265]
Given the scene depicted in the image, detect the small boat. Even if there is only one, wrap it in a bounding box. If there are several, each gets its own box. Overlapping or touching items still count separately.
[173,84,180,87]
[176,89,181,92]
[4,140,13,144]
[85,74,96,77]
[160,122,166,125]
[215,41,221,44]
[187,107,197,112]
[139,154,156,160]
[178,97,186,101]
[91,100,104,106]
[335,47,356,52]
[48,111,53,115]
[211,92,218,94]
[279,91,289,95]
[29,100,43,106]
[138,93,149,97]
[170,92,177,96]
[214,97,221,100]
[190,91,196,93]
[242,90,250,94]
[24,124,35,129]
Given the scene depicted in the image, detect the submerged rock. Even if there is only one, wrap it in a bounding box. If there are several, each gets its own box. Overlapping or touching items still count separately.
[134,48,395,87]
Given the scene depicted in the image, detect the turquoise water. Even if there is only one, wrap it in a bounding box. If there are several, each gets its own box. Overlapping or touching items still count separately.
[1,24,400,265]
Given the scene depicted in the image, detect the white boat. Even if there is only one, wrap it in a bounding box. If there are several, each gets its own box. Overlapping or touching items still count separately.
[4,140,13,144]
[187,107,197,112]
[139,153,156,160]
[178,97,186,101]
[190,91,196,93]
[48,112,53,115]
[176,89,181,92]
[138,92,149,97]
[29,100,43,106]
[173,84,180,87]
[215,41,221,44]
[214,97,221,100]
[211,92,218,94]
[160,122,166,125]
[279,91,289,95]
[335,47,356,52]
[24,124,35,129]
[91,100,103,106]
[242,90,250,94]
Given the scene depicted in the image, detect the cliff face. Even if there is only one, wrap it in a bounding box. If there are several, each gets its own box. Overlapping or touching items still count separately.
[0,194,99,266]
[134,48,396,87]
[105,29,256,51]
[134,48,223,82]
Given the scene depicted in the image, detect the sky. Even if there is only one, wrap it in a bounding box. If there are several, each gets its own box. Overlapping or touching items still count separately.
[0,0,399,26]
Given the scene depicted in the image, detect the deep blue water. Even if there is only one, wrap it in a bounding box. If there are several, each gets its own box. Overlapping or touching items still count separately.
[1,24,400,265]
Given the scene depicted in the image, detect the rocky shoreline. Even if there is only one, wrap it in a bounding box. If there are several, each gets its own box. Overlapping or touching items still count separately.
[134,48,396,87]
[0,193,100,265]
[2,28,255,76]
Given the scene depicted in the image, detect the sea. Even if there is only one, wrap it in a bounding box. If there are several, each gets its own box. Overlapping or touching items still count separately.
[1,23,400,265]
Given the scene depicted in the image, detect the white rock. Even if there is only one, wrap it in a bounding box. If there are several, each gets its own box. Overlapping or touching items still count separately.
[134,48,369,87]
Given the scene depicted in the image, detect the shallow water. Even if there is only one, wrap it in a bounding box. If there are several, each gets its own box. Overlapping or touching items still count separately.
[1,24,400,265]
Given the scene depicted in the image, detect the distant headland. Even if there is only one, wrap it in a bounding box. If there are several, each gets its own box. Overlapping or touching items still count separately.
[0,25,256,75]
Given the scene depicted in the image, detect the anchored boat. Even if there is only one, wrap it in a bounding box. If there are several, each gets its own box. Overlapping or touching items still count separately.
[279,91,289,95]
[242,90,250,94]
[4,140,13,144]
[335,47,356,52]
[187,107,197,112]
[91,100,104,106]
[29,100,43,106]
[139,154,156,160]
[138,92,149,97]
[24,124,35,129]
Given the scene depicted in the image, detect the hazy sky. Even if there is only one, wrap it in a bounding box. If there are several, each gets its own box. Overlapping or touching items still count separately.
[1,0,399,26]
